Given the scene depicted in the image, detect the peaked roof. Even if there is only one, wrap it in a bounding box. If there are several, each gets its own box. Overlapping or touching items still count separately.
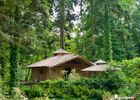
[94,60,107,65]
[82,64,109,71]
[81,64,121,71]
[82,60,121,72]
[53,49,69,55]
[27,49,92,68]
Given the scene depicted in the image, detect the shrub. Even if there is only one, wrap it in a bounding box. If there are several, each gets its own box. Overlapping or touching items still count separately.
[121,57,140,79]
[23,85,45,99]
[68,68,80,80]
[90,89,103,100]
[121,58,140,95]
[43,79,104,100]
[118,78,137,96]
[89,70,128,93]
[102,91,112,100]
[0,93,6,100]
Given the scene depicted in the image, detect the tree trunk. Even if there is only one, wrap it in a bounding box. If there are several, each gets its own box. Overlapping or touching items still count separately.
[104,3,113,61]
[82,32,85,56]
[9,42,18,93]
[60,26,64,49]
[0,58,5,79]
[90,0,95,46]
[59,0,65,49]
[139,44,140,56]
[80,0,85,56]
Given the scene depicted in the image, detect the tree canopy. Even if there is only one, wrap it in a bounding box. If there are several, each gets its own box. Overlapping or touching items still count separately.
[0,0,140,99]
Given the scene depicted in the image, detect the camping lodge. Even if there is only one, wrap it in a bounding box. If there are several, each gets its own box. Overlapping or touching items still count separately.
[27,49,120,82]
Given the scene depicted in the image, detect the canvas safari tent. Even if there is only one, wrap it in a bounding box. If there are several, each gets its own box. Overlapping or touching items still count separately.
[27,49,93,82]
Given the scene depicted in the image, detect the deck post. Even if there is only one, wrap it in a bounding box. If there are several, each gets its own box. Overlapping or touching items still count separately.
[49,68,52,79]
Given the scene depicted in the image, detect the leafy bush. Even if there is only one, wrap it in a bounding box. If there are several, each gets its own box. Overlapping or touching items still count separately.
[23,85,45,99]
[23,74,135,99]
[122,57,140,79]
[109,58,140,95]
[68,68,80,80]
[39,78,103,99]
[31,70,124,99]
[102,91,112,100]
[0,93,6,100]
[121,58,140,95]
[41,78,108,99]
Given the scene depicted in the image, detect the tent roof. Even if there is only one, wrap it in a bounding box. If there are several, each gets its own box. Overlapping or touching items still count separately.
[27,54,92,68]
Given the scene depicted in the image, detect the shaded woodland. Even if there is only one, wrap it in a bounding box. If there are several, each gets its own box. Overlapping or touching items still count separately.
[0,0,140,99]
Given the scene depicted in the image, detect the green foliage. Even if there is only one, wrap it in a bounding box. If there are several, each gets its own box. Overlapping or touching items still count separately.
[102,91,112,100]
[0,0,140,99]
[121,57,140,93]
[9,43,19,92]
[111,32,126,61]
[68,68,80,80]
[109,58,140,96]
[0,78,7,100]
[23,85,45,99]
[37,70,134,99]
[89,71,128,93]
[118,79,137,96]
[45,79,103,100]
[76,0,139,61]
[121,57,140,78]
